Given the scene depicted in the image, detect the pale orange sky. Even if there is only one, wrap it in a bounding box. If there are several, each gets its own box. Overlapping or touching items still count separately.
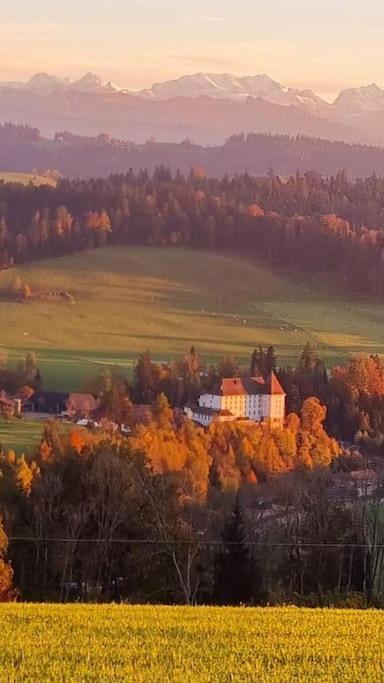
[2,0,383,101]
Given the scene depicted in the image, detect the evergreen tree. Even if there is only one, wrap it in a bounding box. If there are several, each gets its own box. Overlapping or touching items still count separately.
[24,352,37,381]
[178,346,202,402]
[299,343,316,373]
[265,345,277,375]
[218,356,240,379]
[213,497,253,605]
[250,347,266,377]
[134,351,156,404]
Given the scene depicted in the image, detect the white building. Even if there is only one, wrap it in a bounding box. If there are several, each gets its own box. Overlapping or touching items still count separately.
[185,374,286,427]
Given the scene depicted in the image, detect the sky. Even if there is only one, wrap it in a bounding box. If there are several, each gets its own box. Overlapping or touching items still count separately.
[1,0,384,101]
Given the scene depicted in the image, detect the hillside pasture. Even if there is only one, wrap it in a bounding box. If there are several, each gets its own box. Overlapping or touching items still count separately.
[0,172,57,187]
[0,605,383,682]
[0,418,44,455]
[0,247,383,391]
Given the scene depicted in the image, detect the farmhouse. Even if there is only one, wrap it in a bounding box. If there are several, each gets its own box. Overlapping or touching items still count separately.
[0,391,22,417]
[66,393,99,419]
[185,373,286,427]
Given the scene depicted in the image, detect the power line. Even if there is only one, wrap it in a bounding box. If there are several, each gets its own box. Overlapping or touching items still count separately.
[8,537,382,548]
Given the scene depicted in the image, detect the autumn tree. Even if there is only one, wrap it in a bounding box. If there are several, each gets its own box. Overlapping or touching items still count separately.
[0,518,16,601]
[298,397,340,468]
[94,368,132,424]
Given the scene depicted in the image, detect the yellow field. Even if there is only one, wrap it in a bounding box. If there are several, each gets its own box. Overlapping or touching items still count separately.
[0,604,383,682]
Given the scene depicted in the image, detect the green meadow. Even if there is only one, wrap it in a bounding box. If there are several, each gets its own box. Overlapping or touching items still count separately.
[0,419,44,455]
[0,246,383,391]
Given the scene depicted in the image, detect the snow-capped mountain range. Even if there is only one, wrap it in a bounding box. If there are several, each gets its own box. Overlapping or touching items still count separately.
[1,71,384,115]
[134,73,384,116]
[0,72,122,95]
[2,71,384,147]
[135,73,329,113]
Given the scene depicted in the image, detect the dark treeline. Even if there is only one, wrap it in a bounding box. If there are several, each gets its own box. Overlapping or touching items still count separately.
[2,165,384,294]
[0,123,40,143]
[4,122,384,179]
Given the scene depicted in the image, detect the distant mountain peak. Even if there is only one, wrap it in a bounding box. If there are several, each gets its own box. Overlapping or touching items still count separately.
[75,72,103,85]
[26,73,71,90]
[334,83,384,113]
[70,73,121,93]
[0,71,120,95]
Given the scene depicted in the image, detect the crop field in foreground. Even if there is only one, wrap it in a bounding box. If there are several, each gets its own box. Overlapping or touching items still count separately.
[0,605,383,682]
[0,246,383,391]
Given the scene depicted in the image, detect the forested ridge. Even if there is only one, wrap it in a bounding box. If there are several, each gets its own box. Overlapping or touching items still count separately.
[4,122,384,179]
[2,163,384,294]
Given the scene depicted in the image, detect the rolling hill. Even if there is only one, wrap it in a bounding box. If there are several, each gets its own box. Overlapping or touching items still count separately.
[0,172,56,187]
[0,247,383,392]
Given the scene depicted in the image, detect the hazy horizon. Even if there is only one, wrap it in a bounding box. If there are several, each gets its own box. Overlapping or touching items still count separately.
[2,0,384,101]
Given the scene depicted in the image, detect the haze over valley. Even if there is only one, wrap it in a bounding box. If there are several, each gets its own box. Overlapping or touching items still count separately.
[2,71,384,145]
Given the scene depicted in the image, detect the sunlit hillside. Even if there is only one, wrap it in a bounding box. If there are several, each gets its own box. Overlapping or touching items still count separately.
[0,172,57,187]
[0,246,382,390]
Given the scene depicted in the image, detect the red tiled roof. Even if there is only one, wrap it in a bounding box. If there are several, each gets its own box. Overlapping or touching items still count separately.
[264,373,286,396]
[211,373,285,397]
[67,393,99,413]
[211,376,264,396]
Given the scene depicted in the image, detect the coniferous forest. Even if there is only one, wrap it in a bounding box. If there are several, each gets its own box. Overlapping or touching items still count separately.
[5,122,384,178]
[2,164,384,295]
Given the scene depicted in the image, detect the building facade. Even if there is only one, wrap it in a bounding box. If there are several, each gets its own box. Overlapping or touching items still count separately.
[185,374,286,427]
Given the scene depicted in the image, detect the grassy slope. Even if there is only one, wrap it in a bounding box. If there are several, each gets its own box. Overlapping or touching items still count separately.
[0,605,382,681]
[0,419,45,455]
[0,246,383,391]
[0,172,57,187]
